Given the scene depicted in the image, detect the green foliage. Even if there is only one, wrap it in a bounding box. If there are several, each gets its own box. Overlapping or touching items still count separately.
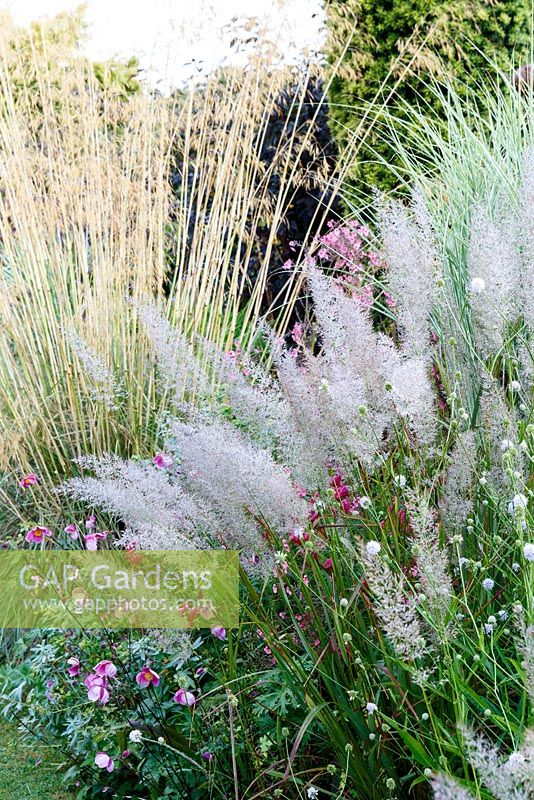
[0,7,140,101]
[325,0,532,191]
[1,628,312,799]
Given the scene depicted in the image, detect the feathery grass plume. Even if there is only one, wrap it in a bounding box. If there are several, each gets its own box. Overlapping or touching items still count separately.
[201,335,290,448]
[480,378,521,494]
[467,204,518,358]
[360,542,428,669]
[63,329,122,410]
[168,418,307,558]
[200,331,329,488]
[379,188,439,362]
[441,430,477,531]
[308,266,436,458]
[387,352,436,445]
[283,268,395,472]
[518,148,534,333]
[432,774,475,800]
[461,726,533,800]
[407,492,453,636]
[274,343,346,485]
[59,455,211,550]
[135,300,209,404]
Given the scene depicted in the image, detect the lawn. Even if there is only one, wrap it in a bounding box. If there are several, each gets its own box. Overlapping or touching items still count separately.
[0,718,74,799]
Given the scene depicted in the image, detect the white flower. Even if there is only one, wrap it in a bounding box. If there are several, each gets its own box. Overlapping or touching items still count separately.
[498,609,508,620]
[523,543,534,562]
[365,702,378,714]
[470,277,486,294]
[501,438,514,451]
[393,474,406,489]
[307,787,319,799]
[512,562,520,572]
[510,380,522,391]
[482,578,494,591]
[484,622,494,634]
[359,496,371,509]
[129,729,143,743]
[513,493,528,509]
[365,540,381,557]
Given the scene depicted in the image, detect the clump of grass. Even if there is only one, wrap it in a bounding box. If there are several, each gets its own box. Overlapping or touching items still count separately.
[50,169,533,797]
[0,32,358,531]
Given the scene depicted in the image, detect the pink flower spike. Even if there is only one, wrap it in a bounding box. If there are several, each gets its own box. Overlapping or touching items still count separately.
[67,657,80,677]
[19,473,38,488]
[85,515,96,529]
[25,526,52,544]
[210,626,226,640]
[153,453,173,469]
[173,688,196,706]
[94,660,117,678]
[64,524,78,539]
[95,752,115,773]
[85,533,98,551]
[135,667,160,688]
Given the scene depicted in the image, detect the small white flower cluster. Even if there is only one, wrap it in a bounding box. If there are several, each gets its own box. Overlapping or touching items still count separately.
[366,541,381,558]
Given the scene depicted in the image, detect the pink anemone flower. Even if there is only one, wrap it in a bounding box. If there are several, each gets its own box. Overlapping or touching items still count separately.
[84,531,107,551]
[85,533,98,551]
[64,523,78,539]
[67,657,80,677]
[85,674,110,705]
[173,688,196,706]
[135,667,160,688]
[25,526,52,544]
[94,660,117,678]
[153,453,173,469]
[19,473,38,488]
[94,752,115,772]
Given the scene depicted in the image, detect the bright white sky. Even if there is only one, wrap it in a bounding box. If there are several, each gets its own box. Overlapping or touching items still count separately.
[2,1,325,90]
